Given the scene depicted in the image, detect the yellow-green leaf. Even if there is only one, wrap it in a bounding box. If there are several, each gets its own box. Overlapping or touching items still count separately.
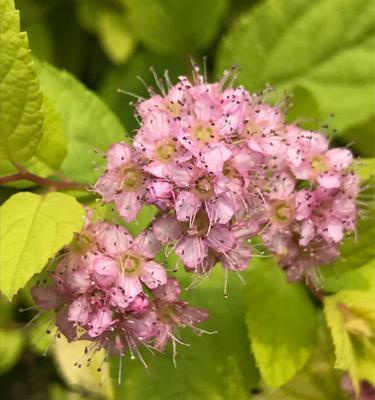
[0,192,85,299]
[0,0,44,163]
[0,328,24,374]
[0,95,68,188]
[53,336,113,399]
[324,289,375,393]
[35,61,125,184]
[246,259,317,388]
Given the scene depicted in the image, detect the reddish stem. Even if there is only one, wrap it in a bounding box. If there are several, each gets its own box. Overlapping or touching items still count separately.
[0,171,88,191]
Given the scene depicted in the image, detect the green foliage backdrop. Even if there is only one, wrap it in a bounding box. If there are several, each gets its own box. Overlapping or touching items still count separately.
[0,0,374,399]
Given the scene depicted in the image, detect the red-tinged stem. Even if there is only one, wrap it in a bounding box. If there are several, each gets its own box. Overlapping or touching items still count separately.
[0,171,88,191]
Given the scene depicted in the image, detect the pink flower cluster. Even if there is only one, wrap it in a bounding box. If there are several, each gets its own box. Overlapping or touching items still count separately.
[95,70,359,280]
[32,217,208,360]
[31,67,359,364]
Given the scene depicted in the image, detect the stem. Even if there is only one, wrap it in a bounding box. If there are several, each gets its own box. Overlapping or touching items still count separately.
[0,171,88,191]
[305,278,324,301]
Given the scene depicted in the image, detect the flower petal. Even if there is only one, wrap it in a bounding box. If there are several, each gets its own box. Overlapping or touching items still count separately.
[175,236,208,269]
[133,230,161,258]
[153,215,183,243]
[107,142,132,169]
[140,261,167,289]
[93,256,118,287]
[175,191,201,222]
[115,190,143,222]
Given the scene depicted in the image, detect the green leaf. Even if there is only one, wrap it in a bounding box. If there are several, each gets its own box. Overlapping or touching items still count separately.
[34,61,125,183]
[324,259,375,294]
[253,324,348,400]
[112,268,259,399]
[0,95,68,188]
[353,158,375,181]
[324,289,375,392]
[53,336,113,399]
[0,328,24,374]
[127,0,228,54]
[76,0,135,64]
[216,0,375,132]
[0,192,85,300]
[28,311,56,355]
[246,259,317,388]
[342,117,375,158]
[0,0,44,163]
[97,10,135,64]
[285,86,322,129]
[321,207,375,278]
[49,384,92,400]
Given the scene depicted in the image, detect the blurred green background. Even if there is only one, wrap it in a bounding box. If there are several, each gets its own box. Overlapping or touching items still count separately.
[1,0,374,399]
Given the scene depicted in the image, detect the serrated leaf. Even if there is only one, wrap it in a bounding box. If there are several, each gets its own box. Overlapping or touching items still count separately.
[127,0,228,54]
[34,61,125,183]
[216,0,375,132]
[246,259,317,388]
[0,95,68,188]
[324,290,375,392]
[0,192,85,299]
[0,328,24,374]
[253,325,348,400]
[0,0,44,163]
[53,336,113,399]
[112,268,259,399]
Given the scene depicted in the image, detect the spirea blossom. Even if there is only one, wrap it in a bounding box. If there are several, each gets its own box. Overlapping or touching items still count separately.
[32,64,360,367]
[31,215,209,363]
[94,65,359,281]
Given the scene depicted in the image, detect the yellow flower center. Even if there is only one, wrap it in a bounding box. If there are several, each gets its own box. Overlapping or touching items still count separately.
[116,253,142,275]
[70,232,93,254]
[193,125,215,142]
[164,102,181,117]
[272,201,293,223]
[155,141,176,162]
[311,155,327,174]
[121,165,143,191]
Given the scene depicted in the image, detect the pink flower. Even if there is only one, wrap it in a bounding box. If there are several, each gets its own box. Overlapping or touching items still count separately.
[153,213,244,272]
[95,142,147,222]
[134,112,192,185]
[286,131,352,188]
[93,225,166,304]
[152,278,209,351]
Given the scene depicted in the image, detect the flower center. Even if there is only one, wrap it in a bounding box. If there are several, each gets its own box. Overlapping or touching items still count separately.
[244,121,261,137]
[272,201,293,223]
[311,155,327,174]
[193,124,215,142]
[116,253,142,275]
[155,141,176,162]
[195,176,214,199]
[184,211,210,237]
[164,102,181,117]
[121,165,143,191]
[70,232,93,254]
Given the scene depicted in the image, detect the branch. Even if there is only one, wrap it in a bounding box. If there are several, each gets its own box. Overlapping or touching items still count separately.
[0,171,88,191]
